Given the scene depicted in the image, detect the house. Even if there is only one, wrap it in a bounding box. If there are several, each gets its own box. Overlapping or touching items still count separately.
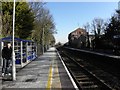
[68,28,87,48]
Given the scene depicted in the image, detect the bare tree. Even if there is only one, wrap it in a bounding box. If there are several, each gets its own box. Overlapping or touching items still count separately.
[91,18,105,37]
[83,22,90,48]
[83,22,90,34]
[29,2,56,45]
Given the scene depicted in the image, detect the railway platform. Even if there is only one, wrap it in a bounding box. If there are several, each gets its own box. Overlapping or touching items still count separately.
[1,47,77,90]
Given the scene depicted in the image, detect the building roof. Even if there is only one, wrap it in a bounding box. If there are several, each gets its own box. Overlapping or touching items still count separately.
[0,36,33,42]
[70,27,87,35]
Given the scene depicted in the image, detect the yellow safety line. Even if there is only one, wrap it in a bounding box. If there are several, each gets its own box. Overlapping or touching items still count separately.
[46,64,53,90]
[50,59,61,89]
[55,63,61,88]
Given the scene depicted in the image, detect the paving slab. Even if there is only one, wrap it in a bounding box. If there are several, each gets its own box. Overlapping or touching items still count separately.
[1,47,76,90]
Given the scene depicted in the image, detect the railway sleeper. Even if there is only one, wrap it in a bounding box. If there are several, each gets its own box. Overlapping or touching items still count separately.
[80,85,99,89]
[77,78,92,81]
[79,81,96,86]
[75,75,88,78]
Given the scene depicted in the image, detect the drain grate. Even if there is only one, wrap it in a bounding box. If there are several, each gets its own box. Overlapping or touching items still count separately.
[25,78,37,82]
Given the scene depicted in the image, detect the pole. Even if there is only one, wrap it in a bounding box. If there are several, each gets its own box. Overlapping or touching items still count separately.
[12,0,16,81]
[42,27,44,54]
[0,1,2,66]
[0,1,2,37]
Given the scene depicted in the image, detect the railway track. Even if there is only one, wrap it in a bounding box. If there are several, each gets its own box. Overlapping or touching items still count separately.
[57,48,120,90]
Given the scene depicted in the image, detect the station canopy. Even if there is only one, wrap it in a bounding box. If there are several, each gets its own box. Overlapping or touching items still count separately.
[0,36,33,42]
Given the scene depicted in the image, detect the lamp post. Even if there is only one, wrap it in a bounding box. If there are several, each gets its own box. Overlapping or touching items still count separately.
[12,0,16,81]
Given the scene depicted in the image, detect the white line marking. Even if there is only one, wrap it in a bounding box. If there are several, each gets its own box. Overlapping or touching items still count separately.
[56,49,79,90]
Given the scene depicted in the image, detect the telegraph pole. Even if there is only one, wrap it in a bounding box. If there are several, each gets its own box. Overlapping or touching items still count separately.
[42,27,44,54]
[0,1,2,66]
[0,1,2,37]
[12,0,16,81]
[118,1,120,10]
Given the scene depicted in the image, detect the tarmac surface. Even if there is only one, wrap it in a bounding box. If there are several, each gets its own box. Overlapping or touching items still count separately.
[0,47,76,90]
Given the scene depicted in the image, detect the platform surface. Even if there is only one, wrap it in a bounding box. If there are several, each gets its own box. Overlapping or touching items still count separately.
[1,47,76,90]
